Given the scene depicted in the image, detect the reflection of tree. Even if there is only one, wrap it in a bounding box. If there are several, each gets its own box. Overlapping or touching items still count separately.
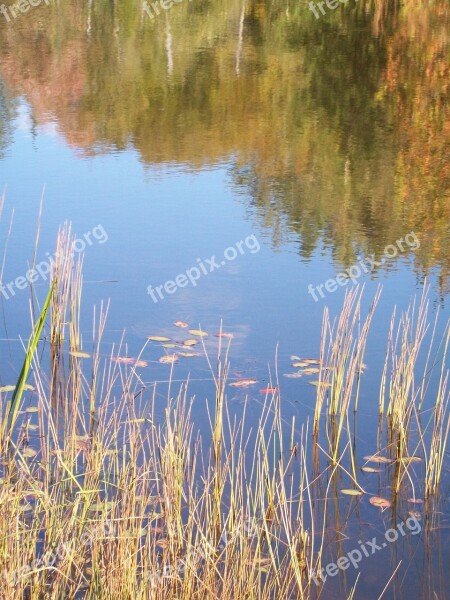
[0,0,448,290]
[0,81,15,160]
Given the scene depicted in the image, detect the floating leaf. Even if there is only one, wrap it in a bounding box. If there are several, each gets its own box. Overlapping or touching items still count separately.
[369,496,391,509]
[25,407,38,413]
[408,510,421,519]
[162,343,176,348]
[260,387,278,394]
[188,329,208,337]
[133,360,148,368]
[183,339,198,346]
[215,332,234,339]
[283,372,303,379]
[89,502,114,512]
[300,367,320,375]
[159,355,178,364]
[177,351,200,357]
[341,489,364,496]
[290,355,301,361]
[407,498,424,504]
[148,336,171,342]
[27,424,39,431]
[22,448,37,458]
[229,379,258,388]
[111,357,135,365]
[400,456,422,464]
[302,359,321,365]
[0,385,16,392]
[292,361,309,368]
[174,321,188,328]
[309,381,331,387]
[364,455,393,464]
[360,466,382,473]
[70,351,91,358]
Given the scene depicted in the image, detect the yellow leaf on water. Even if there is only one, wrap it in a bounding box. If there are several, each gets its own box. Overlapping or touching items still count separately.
[360,466,382,473]
[25,407,38,413]
[363,455,393,464]
[309,381,331,387]
[148,336,171,342]
[183,339,198,346]
[369,496,391,509]
[188,329,208,337]
[0,385,16,392]
[162,343,176,348]
[177,351,200,357]
[70,351,91,358]
[22,448,37,458]
[292,361,309,368]
[283,372,303,379]
[400,456,422,464]
[159,355,178,364]
[134,360,148,368]
[341,489,364,496]
[174,321,189,328]
[229,379,258,388]
[300,367,320,375]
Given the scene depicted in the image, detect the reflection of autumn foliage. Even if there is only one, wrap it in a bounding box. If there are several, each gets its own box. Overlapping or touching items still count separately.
[378,0,449,290]
[0,0,448,291]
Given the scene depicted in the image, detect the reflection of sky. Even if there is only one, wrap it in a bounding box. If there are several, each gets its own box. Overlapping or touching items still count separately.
[0,100,448,419]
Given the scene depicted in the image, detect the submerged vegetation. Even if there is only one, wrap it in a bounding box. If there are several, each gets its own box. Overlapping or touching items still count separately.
[0,228,448,599]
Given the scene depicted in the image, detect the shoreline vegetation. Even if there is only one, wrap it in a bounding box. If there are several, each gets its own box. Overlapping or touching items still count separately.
[0,226,448,598]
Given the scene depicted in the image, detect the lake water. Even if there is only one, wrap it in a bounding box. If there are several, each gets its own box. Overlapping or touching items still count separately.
[0,1,449,598]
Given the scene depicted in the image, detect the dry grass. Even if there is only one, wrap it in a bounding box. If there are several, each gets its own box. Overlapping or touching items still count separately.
[0,226,448,599]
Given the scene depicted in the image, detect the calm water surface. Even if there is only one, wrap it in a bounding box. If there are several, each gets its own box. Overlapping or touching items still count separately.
[0,1,449,598]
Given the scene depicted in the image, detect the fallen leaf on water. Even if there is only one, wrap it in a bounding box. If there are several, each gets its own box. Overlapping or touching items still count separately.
[133,360,148,368]
[148,336,171,342]
[0,384,34,392]
[360,466,382,473]
[177,351,200,357]
[290,355,301,361]
[159,355,178,364]
[111,357,135,365]
[292,361,309,368]
[188,329,208,337]
[22,448,37,458]
[260,387,278,394]
[408,511,422,519]
[70,351,91,358]
[229,379,258,388]
[400,456,422,464]
[174,321,188,328]
[364,455,393,464]
[341,489,364,496]
[302,359,321,365]
[309,381,331,387]
[25,407,39,413]
[407,498,424,504]
[300,367,320,375]
[369,496,391,509]
[215,332,234,339]
[283,372,303,379]
[162,343,176,348]
[183,339,198,346]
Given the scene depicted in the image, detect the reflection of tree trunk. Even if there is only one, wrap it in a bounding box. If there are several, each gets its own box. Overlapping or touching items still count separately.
[166,16,173,77]
[86,0,92,34]
[373,0,398,37]
[235,0,246,76]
